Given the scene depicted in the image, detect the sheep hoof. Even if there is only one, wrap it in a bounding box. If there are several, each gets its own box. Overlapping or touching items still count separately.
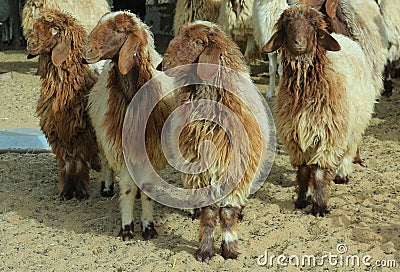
[194,248,215,263]
[311,204,330,217]
[100,181,114,197]
[333,175,349,184]
[221,241,239,260]
[118,222,134,241]
[61,180,88,200]
[191,208,201,220]
[141,222,158,240]
[295,199,310,210]
[382,79,393,98]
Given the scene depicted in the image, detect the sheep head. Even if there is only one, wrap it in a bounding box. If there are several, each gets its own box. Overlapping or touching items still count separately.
[162,21,230,81]
[26,11,72,67]
[84,11,147,75]
[262,5,340,57]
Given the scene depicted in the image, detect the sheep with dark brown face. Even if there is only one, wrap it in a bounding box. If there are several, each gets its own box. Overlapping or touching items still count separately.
[262,5,378,216]
[84,11,170,241]
[162,21,269,262]
[26,9,99,200]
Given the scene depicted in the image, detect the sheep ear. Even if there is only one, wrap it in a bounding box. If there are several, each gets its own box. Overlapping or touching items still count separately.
[317,30,341,51]
[51,40,71,66]
[118,34,142,75]
[325,0,339,18]
[197,46,222,80]
[261,31,284,53]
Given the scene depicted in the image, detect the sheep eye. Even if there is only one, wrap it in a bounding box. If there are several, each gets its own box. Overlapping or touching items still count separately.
[194,39,204,46]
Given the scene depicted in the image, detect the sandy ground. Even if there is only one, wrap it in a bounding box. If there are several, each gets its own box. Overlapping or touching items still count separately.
[0,50,399,272]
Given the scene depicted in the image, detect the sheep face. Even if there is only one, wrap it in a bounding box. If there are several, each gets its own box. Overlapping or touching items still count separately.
[27,20,60,58]
[261,5,340,57]
[163,21,231,80]
[84,12,147,75]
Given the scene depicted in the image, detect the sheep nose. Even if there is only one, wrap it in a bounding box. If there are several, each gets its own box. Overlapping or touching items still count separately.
[295,39,306,48]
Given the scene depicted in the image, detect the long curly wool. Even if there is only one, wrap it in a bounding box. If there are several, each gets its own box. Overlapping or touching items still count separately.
[22,0,110,36]
[173,0,222,35]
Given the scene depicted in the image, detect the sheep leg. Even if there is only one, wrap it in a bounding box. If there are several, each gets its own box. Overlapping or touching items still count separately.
[140,191,158,240]
[294,164,312,209]
[219,206,241,260]
[311,166,331,217]
[382,62,393,98]
[118,166,137,241]
[59,158,89,200]
[195,205,219,262]
[265,52,277,98]
[99,152,115,197]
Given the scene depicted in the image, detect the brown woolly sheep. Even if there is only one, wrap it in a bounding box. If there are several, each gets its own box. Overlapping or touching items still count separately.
[83,11,171,240]
[262,5,377,216]
[162,21,267,262]
[26,9,99,200]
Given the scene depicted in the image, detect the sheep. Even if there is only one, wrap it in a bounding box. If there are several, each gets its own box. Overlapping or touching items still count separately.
[83,11,171,240]
[262,5,378,216]
[217,0,260,63]
[22,0,111,37]
[173,0,222,36]
[252,0,289,98]
[26,9,100,200]
[298,0,388,97]
[162,20,268,262]
[376,0,400,97]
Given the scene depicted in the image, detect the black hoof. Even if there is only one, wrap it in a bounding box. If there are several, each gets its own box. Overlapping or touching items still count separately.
[311,204,330,217]
[141,222,158,240]
[334,175,349,184]
[118,222,134,241]
[100,181,114,197]
[61,179,88,200]
[195,248,215,263]
[221,241,239,260]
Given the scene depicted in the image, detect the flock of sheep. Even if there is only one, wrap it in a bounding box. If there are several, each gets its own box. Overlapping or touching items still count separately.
[19,0,399,263]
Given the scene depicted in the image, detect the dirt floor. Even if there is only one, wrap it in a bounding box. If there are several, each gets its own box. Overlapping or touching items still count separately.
[0,50,399,272]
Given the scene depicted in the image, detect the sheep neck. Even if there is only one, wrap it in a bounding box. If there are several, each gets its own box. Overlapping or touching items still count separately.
[104,61,151,150]
[37,54,95,112]
[279,45,332,116]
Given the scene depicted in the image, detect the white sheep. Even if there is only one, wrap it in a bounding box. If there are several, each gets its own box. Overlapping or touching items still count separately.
[218,0,260,63]
[22,0,111,37]
[262,5,378,216]
[83,11,171,240]
[252,0,288,98]
[376,0,400,96]
[173,0,222,36]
